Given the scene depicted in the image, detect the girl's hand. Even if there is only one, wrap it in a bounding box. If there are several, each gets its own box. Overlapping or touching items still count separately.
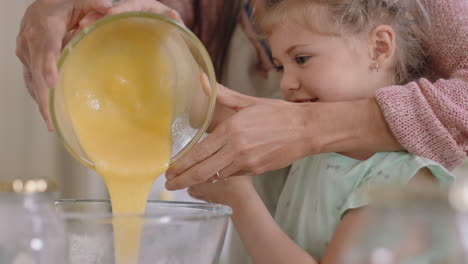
[188,176,254,207]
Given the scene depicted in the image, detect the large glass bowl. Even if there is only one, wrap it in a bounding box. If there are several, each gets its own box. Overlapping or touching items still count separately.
[56,200,232,264]
[50,12,217,169]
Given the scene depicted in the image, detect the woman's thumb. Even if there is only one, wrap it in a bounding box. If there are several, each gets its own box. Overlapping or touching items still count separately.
[82,0,113,14]
[201,73,256,111]
[79,12,105,30]
[217,84,258,111]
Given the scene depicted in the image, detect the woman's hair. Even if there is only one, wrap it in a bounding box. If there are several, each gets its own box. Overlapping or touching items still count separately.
[193,0,242,81]
[262,0,431,84]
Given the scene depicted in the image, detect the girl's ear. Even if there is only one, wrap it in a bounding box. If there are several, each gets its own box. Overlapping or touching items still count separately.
[368,25,396,71]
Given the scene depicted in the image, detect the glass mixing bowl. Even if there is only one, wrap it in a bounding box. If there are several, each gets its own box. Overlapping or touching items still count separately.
[50,12,217,169]
[56,200,231,264]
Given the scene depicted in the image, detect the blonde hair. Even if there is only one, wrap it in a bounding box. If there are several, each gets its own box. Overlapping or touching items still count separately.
[262,0,431,84]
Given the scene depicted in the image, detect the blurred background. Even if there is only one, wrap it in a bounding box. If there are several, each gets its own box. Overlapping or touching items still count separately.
[1,1,466,201]
[0,0,178,200]
[0,0,104,199]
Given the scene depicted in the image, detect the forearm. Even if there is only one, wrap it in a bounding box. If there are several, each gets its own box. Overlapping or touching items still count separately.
[376,79,468,170]
[230,186,317,264]
[301,98,402,155]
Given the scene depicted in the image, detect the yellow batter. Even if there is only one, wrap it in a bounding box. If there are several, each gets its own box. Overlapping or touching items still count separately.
[60,17,173,263]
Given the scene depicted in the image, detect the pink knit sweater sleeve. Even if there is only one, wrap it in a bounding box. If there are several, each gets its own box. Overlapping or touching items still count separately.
[375,0,468,171]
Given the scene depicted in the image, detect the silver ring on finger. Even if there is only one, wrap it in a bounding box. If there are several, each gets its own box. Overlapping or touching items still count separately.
[210,173,219,184]
[216,171,228,181]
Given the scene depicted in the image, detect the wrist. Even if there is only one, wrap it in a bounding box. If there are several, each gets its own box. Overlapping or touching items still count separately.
[299,98,402,154]
[363,98,402,151]
[224,183,258,213]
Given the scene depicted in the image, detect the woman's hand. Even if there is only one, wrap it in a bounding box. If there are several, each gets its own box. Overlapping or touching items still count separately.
[16,0,113,130]
[17,0,183,131]
[106,0,182,22]
[188,176,254,207]
[165,83,319,191]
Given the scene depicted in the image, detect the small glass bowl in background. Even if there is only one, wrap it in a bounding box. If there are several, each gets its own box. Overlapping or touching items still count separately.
[0,179,67,264]
[340,186,467,264]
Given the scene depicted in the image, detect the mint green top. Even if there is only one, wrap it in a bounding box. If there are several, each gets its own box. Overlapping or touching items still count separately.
[273,152,454,260]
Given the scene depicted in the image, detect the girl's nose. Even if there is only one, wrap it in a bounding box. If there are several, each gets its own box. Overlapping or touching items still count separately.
[280,71,300,93]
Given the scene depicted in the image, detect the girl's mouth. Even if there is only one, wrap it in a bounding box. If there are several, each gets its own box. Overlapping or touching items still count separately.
[294,98,318,103]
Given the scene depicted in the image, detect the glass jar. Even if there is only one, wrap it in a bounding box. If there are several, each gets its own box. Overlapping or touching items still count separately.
[0,179,67,264]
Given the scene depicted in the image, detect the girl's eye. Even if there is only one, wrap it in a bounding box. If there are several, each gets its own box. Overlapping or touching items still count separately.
[275,65,284,72]
[295,56,311,65]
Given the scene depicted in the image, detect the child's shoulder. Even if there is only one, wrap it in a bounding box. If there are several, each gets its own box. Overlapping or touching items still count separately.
[335,151,454,219]
[301,151,424,170]
[301,151,454,183]
[357,151,454,186]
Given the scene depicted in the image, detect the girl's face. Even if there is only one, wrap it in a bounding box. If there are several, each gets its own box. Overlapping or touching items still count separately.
[269,20,390,103]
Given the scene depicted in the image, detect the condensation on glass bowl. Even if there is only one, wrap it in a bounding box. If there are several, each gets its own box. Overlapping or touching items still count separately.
[50,12,217,170]
[56,200,232,264]
[171,113,198,158]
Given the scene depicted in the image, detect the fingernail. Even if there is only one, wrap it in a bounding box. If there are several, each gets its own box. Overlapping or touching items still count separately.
[47,122,55,132]
[165,173,174,180]
[167,10,179,22]
[201,73,210,85]
[165,182,174,191]
[200,73,212,96]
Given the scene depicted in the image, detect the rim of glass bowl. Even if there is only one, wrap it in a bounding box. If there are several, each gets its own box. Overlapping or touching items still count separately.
[50,12,217,170]
[55,199,232,222]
